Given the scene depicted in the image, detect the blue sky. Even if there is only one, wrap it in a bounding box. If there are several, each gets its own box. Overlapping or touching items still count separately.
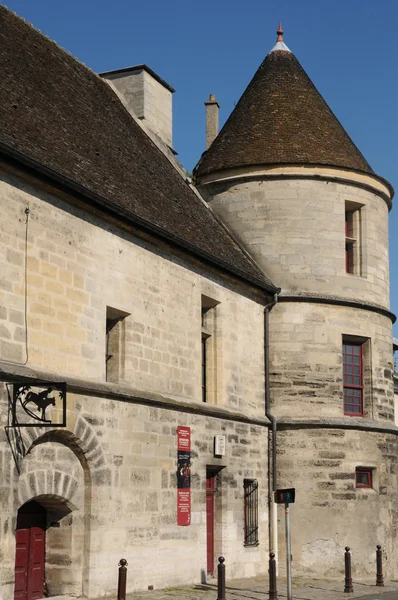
[4,0,398,328]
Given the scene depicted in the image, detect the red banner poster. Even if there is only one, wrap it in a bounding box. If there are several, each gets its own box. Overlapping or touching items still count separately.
[177,426,191,451]
[177,426,191,526]
[177,489,191,526]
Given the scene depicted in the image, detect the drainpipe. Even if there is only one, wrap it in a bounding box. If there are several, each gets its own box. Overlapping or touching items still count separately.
[264,293,278,567]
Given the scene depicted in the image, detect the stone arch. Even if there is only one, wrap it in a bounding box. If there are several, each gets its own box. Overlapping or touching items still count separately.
[15,417,112,597]
[15,428,91,598]
[18,468,80,508]
[15,493,80,597]
[21,415,107,473]
[73,415,107,470]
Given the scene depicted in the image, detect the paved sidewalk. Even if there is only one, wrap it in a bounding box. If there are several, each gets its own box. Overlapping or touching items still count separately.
[124,575,398,600]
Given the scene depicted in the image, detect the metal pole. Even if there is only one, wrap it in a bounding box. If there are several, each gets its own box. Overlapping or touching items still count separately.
[344,547,353,593]
[117,558,128,600]
[217,556,226,600]
[285,503,292,600]
[269,552,278,600]
[376,545,384,587]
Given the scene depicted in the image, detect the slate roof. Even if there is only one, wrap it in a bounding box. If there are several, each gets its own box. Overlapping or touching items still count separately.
[195,47,375,178]
[0,6,277,293]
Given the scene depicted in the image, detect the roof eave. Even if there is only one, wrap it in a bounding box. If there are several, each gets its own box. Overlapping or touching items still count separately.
[0,142,279,297]
[195,161,394,205]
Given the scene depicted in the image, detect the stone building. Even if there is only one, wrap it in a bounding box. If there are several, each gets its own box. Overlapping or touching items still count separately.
[194,27,397,579]
[0,7,396,600]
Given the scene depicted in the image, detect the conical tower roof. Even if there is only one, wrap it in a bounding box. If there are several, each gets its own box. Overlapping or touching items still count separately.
[195,27,374,179]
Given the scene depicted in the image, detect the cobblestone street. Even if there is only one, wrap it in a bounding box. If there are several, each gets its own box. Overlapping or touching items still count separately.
[121,575,398,600]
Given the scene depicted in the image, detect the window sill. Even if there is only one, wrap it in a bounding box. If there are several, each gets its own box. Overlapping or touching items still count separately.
[344,413,364,418]
[344,272,366,279]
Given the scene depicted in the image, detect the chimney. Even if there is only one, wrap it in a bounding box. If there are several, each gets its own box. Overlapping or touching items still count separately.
[100,65,175,149]
[205,94,220,149]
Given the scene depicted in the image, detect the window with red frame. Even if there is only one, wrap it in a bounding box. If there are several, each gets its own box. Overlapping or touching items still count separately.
[343,342,363,416]
[355,468,372,488]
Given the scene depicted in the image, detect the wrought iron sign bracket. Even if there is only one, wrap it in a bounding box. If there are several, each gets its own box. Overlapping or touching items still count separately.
[6,381,67,428]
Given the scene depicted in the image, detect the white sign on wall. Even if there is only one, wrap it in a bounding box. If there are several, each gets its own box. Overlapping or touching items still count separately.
[214,435,226,456]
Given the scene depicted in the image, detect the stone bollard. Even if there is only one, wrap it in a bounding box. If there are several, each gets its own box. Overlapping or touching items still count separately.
[344,547,353,593]
[376,545,384,587]
[117,558,128,600]
[268,552,278,600]
[217,556,226,600]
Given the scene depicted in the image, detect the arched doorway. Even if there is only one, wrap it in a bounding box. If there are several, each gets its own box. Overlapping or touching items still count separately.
[15,430,91,598]
[14,501,46,600]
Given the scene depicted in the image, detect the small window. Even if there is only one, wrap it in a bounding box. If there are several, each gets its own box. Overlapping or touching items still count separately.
[343,341,364,416]
[345,202,362,275]
[201,295,219,403]
[106,307,129,382]
[356,468,372,489]
[201,306,210,403]
[244,479,259,546]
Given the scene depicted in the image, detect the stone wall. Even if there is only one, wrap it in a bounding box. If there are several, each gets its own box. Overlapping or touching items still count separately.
[0,168,265,417]
[0,166,270,598]
[275,428,398,579]
[204,175,390,307]
[269,302,394,422]
[201,168,397,580]
[102,68,173,148]
[0,383,269,598]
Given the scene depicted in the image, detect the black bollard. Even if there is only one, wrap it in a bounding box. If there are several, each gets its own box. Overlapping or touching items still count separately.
[376,545,384,587]
[117,558,128,600]
[268,552,278,600]
[344,547,353,593]
[217,556,226,600]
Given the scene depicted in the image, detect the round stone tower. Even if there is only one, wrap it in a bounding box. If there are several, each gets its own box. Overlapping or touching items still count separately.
[195,26,398,578]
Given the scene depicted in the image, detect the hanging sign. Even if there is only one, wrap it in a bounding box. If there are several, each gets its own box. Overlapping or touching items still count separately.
[177,426,191,526]
[275,488,296,504]
[10,382,67,427]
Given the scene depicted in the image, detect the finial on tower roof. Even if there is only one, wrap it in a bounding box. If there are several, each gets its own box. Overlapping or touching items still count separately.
[269,22,291,54]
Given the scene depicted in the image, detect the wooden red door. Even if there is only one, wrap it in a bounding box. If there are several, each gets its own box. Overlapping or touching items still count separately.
[206,475,215,575]
[14,529,30,600]
[14,501,46,600]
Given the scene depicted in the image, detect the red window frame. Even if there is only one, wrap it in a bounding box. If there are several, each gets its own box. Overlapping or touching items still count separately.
[355,468,372,489]
[343,342,363,416]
